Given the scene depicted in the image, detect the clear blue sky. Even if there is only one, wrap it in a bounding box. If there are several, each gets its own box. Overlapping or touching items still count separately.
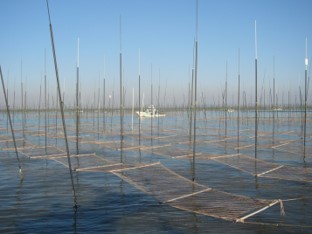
[0,0,311,108]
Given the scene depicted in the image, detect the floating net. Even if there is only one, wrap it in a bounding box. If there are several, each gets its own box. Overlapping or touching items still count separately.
[142,144,201,158]
[19,145,66,158]
[130,132,177,141]
[51,153,133,172]
[120,142,171,151]
[274,141,312,155]
[0,135,9,141]
[214,135,301,150]
[28,130,46,136]
[211,154,312,183]
[178,152,240,160]
[111,162,283,223]
[0,138,35,150]
[259,165,312,182]
[78,138,118,147]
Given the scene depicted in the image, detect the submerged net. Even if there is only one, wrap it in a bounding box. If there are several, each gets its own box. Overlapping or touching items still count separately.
[51,153,133,172]
[112,162,207,202]
[260,165,312,182]
[0,135,9,141]
[211,154,312,183]
[141,144,201,158]
[0,138,35,150]
[274,141,312,155]
[212,154,278,175]
[52,153,106,169]
[19,145,66,158]
[111,162,283,222]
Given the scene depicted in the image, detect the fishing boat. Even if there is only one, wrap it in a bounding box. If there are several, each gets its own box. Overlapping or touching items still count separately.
[273,107,283,111]
[136,105,165,118]
[227,108,235,113]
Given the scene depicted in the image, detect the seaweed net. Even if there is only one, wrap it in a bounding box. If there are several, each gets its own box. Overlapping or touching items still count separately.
[273,141,312,155]
[0,135,9,141]
[142,144,202,158]
[19,145,66,158]
[111,162,283,223]
[211,154,312,182]
[51,153,133,172]
[213,134,302,150]
[0,138,35,150]
[129,132,177,141]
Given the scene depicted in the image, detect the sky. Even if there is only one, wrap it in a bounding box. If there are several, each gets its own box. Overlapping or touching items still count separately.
[0,0,311,108]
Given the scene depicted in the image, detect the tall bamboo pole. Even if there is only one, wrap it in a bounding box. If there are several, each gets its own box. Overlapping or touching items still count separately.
[304,38,308,152]
[119,16,123,162]
[0,66,23,180]
[237,49,240,153]
[76,38,80,155]
[46,0,78,208]
[192,0,198,182]
[254,20,258,159]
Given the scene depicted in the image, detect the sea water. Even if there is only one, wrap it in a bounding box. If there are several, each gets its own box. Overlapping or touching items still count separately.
[0,110,311,233]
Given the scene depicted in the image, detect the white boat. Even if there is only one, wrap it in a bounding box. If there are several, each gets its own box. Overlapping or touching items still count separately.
[136,105,165,118]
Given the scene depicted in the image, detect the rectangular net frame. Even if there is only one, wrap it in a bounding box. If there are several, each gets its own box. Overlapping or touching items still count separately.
[19,145,66,158]
[142,144,202,158]
[51,153,130,172]
[273,141,312,155]
[111,162,282,223]
[0,138,35,150]
[211,154,312,183]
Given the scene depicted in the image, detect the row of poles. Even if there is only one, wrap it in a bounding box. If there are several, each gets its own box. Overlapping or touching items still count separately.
[189,16,310,183]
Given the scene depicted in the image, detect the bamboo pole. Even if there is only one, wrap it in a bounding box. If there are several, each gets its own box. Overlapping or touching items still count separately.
[46,0,78,208]
[0,65,23,180]
[254,20,258,159]
[119,16,123,163]
[237,49,240,153]
[304,38,308,153]
[76,38,80,155]
[192,0,198,182]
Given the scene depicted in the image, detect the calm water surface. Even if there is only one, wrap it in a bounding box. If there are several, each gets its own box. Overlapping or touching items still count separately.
[0,110,311,233]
